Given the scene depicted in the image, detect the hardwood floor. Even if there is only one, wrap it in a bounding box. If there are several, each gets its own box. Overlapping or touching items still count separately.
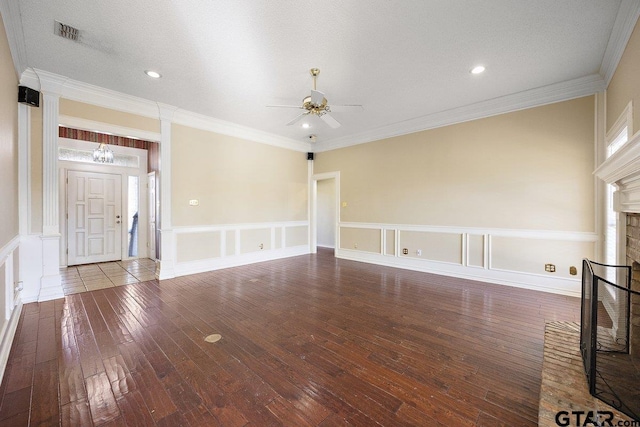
[0,248,580,426]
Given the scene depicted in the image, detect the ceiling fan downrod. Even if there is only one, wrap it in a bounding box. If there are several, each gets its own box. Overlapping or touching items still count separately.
[310,68,320,91]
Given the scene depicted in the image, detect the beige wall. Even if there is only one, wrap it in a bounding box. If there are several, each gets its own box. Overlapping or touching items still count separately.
[59,99,160,133]
[315,96,595,232]
[171,124,308,226]
[0,14,18,247]
[607,20,640,133]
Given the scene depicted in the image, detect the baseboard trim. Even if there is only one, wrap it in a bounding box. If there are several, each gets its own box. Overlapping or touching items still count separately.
[335,249,581,297]
[0,302,23,386]
[173,246,310,277]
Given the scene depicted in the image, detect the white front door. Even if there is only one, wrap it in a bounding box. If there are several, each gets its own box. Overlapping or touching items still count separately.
[67,170,122,266]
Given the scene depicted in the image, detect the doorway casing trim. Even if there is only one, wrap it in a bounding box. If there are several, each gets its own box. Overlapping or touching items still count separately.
[310,171,340,254]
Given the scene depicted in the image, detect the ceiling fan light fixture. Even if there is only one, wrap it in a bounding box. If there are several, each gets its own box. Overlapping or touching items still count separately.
[266,67,363,129]
[145,70,162,79]
[470,65,486,75]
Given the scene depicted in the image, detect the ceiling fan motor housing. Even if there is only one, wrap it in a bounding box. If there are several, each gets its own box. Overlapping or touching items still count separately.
[302,95,328,114]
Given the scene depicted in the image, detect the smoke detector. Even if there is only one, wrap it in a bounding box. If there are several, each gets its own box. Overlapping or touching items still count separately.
[54,21,80,41]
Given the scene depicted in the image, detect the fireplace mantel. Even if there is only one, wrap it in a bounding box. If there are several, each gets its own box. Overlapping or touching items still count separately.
[595,130,640,213]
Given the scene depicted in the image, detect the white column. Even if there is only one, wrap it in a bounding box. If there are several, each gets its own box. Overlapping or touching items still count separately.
[17,103,33,303]
[38,90,64,301]
[157,104,177,279]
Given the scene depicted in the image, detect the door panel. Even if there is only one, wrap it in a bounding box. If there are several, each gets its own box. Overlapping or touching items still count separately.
[68,170,122,265]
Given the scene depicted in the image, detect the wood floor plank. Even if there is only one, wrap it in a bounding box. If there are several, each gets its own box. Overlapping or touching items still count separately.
[85,372,120,425]
[30,360,60,425]
[58,345,87,405]
[60,399,94,427]
[0,249,582,425]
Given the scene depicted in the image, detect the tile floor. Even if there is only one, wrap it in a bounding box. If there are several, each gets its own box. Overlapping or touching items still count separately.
[60,258,157,295]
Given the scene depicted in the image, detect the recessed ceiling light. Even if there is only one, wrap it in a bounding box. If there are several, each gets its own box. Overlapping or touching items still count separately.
[145,70,162,79]
[302,123,310,129]
[470,65,486,75]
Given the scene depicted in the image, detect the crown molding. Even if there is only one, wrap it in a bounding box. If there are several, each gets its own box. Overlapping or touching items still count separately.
[20,68,309,152]
[0,0,28,77]
[600,0,640,86]
[316,74,606,152]
[21,68,162,119]
[19,67,603,155]
[171,109,311,152]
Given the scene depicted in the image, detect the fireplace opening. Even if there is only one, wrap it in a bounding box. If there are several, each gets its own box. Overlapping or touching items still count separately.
[580,259,639,420]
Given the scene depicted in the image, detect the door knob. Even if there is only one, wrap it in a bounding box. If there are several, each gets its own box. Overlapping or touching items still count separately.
[116,220,121,224]
[116,215,121,219]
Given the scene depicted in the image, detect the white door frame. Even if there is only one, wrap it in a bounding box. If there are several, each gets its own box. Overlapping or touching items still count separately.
[310,171,340,254]
[58,138,149,266]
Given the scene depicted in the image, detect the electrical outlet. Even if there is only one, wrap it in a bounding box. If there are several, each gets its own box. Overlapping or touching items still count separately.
[569,266,577,275]
[259,243,264,250]
[416,249,422,256]
[545,263,556,273]
[354,243,358,249]
[402,248,408,255]
[189,199,199,206]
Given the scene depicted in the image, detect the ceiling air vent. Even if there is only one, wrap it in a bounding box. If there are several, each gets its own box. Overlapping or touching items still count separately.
[54,21,80,41]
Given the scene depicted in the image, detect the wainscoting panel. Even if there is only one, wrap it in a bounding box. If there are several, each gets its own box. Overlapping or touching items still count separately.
[399,230,462,264]
[340,227,381,253]
[336,222,598,296]
[384,229,396,256]
[466,234,485,268]
[0,236,22,387]
[240,228,272,254]
[285,225,308,248]
[490,236,595,278]
[176,231,221,263]
[173,222,309,277]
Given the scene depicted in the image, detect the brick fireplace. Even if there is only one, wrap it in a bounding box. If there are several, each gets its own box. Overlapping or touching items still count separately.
[626,213,640,357]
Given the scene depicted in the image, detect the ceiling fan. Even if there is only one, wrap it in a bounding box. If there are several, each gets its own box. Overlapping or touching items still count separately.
[267,68,363,129]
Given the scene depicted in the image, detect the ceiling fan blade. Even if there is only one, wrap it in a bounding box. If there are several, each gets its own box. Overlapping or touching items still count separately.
[286,112,310,126]
[310,90,325,106]
[320,113,341,129]
[328,104,364,112]
[266,105,305,109]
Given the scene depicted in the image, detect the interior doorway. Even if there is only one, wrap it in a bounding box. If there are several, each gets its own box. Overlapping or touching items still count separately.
[317,179,336,249]
[310,172,340,254]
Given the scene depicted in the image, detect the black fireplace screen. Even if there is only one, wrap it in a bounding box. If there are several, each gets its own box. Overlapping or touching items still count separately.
[580,259,639,421]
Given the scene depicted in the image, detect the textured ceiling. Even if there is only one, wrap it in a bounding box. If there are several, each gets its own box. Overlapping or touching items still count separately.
[10,0,625,146]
